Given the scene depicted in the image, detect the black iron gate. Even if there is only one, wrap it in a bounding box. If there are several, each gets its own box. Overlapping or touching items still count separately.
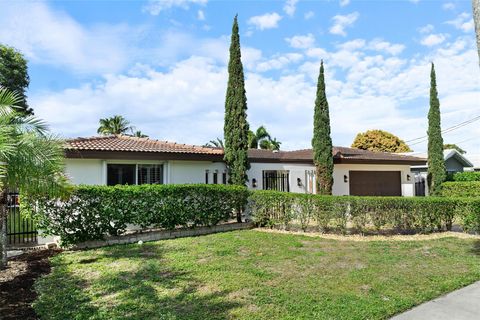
[415,176,426,197]
[6,193,38,245]
[262,170,290,192]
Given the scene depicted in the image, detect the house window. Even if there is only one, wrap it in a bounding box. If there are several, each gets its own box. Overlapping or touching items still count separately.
[205,170,209,184]
[262,170,290,192]
[107,164,136,186]
[222,171,227,184]
[213,170,218,184]
[138,164,163,185]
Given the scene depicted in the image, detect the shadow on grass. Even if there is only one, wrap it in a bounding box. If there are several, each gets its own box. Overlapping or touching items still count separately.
[471,239,480,256]
[34,243,243,320]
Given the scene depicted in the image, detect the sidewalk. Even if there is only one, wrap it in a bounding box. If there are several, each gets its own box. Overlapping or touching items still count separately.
[391,281,480,320]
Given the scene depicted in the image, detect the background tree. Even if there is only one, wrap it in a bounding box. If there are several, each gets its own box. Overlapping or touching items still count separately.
[223,15,250,190]
[97,115,132,135]
[427,63,447,196]
[443,143,466,154]
[0,88,68,269]
[312,61,334,195]
[0,45,32,114]
[131,129,148,138]
[248,125,282,150]
[205,138,224,149]
[351,129,412,153]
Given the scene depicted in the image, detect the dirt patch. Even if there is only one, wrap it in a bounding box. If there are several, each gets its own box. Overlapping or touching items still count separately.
[255,228,480,242]
[0,249,61,320]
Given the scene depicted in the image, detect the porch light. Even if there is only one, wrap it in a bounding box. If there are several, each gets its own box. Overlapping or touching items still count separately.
[297,178,302,187]
[344,175,348,183]
[407,174,411,181]
[252,178,257,188]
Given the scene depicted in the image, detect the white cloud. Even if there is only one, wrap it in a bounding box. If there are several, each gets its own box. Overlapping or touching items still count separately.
[442,2,455,10]
[197,9,205,21]
[285,33,315,49]
[336,39,366,51]
[256,53,303,72]
[0,1,132,75]
[283,0,299,17]
[339,0,350,7]
[304,11,315,20]
[143,0,207,15]
[446,12,474,32]
[420,33,447,46]
[367,39,405,55]
[248,12,282,30]
[329,12,359,36]
[418,24,434,34]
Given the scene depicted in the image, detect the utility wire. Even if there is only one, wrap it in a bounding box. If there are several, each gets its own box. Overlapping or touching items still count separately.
[405,115,480,144]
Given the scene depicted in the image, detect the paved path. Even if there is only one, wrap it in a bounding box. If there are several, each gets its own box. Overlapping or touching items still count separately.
[391,281,480,320]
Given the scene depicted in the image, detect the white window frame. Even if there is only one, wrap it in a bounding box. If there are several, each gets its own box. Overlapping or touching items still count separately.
[104,160,166,185]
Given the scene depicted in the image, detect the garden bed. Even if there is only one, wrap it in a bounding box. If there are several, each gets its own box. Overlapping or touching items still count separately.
[0,249,61,320]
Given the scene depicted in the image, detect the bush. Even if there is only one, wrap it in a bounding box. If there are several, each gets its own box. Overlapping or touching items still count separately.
[25,184,249,246]
[250,191,479,234]
[452,172,480,182]
[441,181,480,197]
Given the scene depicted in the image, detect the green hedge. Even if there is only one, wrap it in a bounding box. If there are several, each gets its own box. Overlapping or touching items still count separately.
[26,184,249,246]
[441,181,480,197]
[250,190,480,234]
[453,172,480,181]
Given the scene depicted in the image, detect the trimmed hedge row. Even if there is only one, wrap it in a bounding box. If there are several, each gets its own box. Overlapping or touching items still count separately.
[250,190,480,234]
[453,172,480,181]
[25,184,249,246]
[441,181,480,198]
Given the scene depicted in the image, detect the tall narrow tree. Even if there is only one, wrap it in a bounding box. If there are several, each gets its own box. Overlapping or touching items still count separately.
[312,61,334,195]
[427,63,446,196]
[223,15,250,188]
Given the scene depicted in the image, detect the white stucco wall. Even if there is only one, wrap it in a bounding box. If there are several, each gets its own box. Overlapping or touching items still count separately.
[65,159,104,185]
[333,164,415,197]
[65,158,415,196]
[168,161,227,184]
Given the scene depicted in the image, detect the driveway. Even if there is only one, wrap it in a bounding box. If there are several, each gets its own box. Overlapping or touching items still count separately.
[391,281,480,320]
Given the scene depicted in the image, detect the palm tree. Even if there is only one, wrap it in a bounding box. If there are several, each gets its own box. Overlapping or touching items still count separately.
[0,88,68,269]
[248,126,271,149]
[204,137,224,149]
[269,137,282,151]
[97,115,132,135]
[131,130,148,138]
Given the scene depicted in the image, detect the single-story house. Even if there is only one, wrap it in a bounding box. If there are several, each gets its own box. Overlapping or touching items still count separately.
[64,135,426,197]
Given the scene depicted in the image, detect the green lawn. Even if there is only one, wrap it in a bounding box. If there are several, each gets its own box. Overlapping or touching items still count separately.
[34,230,480,320]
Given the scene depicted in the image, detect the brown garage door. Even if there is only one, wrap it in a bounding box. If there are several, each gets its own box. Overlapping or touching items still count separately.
[349,171,402,196]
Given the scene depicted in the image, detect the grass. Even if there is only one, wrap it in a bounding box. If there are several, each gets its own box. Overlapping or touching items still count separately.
[34,230,480,320]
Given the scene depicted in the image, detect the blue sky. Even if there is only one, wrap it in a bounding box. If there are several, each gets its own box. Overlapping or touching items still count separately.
[0,0,479,154]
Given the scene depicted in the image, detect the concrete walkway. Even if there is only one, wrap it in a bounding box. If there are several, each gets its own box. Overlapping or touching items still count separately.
[391,281,480,320]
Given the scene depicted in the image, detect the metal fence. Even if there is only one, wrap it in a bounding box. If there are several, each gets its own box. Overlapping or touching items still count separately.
[262,171,290,192]
[6,192,38,245]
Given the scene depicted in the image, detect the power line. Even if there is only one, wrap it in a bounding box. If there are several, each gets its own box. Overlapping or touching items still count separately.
[405,115,480,144]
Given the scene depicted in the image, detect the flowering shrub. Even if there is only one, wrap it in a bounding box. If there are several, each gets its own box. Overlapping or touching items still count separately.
[250,190,480,234]
[26,184,249,246]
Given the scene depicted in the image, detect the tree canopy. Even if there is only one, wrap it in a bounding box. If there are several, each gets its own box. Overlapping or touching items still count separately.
[351,129,412,153]
[223,15,250,187]
[0,88,68,269]
[97,115,132,135]
[443,143,466,154]
[248,125,281,151]
[312,61,334,195]
[0,44,32,114]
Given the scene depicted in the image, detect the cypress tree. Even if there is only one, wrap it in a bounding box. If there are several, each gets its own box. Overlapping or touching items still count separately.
[427,63,446,195]
[224,15,250,187]
[312,61,334,195]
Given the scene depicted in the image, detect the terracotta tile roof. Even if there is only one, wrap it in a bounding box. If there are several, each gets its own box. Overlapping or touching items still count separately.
[65,135,426,164]
[248,147,426,164]
[65,135,223,155]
